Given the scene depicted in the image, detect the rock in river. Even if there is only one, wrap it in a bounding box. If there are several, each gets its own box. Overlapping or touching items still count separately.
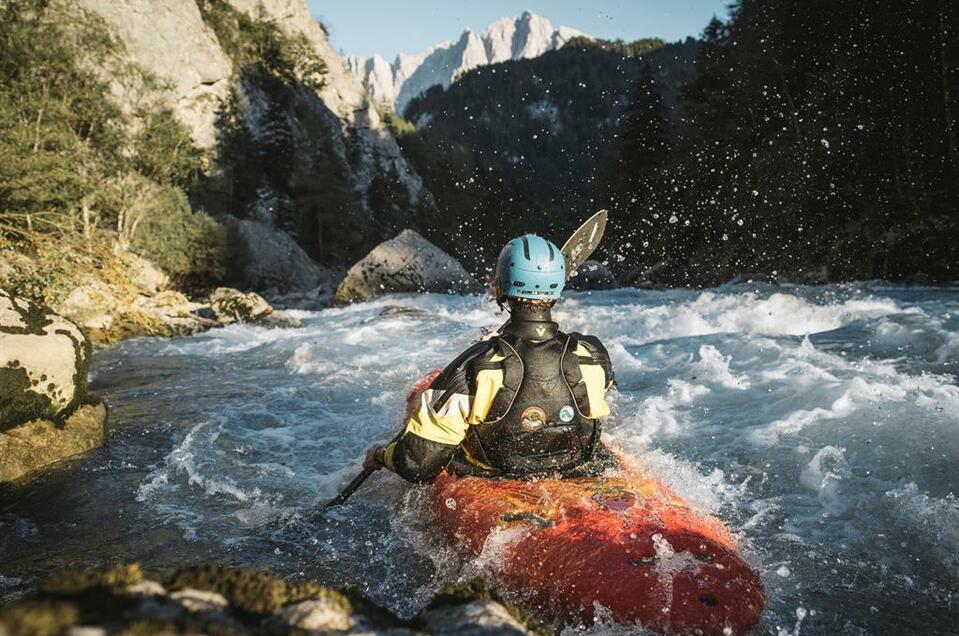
[334,230,482,303]
[567,259,619,291]
[0,289,107,482]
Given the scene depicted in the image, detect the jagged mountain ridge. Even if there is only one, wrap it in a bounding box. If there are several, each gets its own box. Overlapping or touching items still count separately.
[348,11,589,114]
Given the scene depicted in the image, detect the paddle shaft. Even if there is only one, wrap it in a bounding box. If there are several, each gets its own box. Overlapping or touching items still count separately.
[325,465,380,508]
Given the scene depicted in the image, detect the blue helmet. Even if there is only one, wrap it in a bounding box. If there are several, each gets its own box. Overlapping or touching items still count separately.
[495,234,566,301]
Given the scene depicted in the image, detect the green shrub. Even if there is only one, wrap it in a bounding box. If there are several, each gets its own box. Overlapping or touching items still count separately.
[196,0,326,91]
[130,186,227,286]
[0,0,124,234]
[133,110,205,189]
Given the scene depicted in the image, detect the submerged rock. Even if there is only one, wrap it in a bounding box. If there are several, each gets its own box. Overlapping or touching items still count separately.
[334,230,482,304]
[378,305,428,318]
[0,403,107,483]
[567,259,618,291]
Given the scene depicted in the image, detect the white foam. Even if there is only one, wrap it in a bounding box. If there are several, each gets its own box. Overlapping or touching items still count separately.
[799,446,849,514]
[885,483,959,575]
[559,289,907,345]
[621,379,710,444]
[79,284,959,634]
[690,344,750,389]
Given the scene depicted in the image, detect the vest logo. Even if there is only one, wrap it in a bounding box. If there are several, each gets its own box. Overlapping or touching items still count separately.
[559,405,575,422]
[520,406,547,431]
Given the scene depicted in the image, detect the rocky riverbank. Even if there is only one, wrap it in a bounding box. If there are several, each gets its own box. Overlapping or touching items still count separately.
[0,565,545,636]
[0,226,492,481]
[0,285,299,483]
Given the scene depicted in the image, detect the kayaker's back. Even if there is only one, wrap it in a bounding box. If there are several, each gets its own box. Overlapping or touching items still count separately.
[453,320,615,478]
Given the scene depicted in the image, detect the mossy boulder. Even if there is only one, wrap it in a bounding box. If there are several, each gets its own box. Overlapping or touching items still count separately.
[1,289,108,483]
[334,229,483,304]
[208,288,303,328]
[0,289,92,429]
[0,565,546,635]
[426,579,548,636]
[0,402,108,483]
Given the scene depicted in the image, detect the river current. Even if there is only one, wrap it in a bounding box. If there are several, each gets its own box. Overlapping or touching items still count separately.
[2,283,958,634]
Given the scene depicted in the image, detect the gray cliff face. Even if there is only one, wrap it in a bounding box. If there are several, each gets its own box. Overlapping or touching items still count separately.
[223,0,424,201]
[70,0,426,278]
[74,0,234,150]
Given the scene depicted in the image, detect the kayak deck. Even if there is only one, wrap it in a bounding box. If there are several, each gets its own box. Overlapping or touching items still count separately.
[433,470,764,634]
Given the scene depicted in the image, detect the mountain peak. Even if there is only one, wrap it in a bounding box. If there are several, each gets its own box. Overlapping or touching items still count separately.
[351,12,591,113]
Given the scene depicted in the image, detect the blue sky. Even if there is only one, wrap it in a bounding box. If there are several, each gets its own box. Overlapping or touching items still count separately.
[307,1,730,60]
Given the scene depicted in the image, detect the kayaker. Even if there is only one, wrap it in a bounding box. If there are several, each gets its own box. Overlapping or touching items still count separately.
[364,234,616,482]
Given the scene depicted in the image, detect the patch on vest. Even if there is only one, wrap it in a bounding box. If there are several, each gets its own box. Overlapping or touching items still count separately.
[559,405,575,422]
[520,405,547,431]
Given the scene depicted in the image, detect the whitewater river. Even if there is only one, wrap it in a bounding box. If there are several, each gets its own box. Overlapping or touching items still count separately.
[2,283,959,634]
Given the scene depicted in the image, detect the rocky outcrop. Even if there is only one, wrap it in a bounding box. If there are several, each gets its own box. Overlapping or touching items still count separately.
[1,290,91,427]
[53,278,306,344]
[350,11,590,113]
[74,0,234,149]
[73,0,427,226]
[227,0,426,201]
[208,287,302,328]
[334,230,483,303]
[567,260,619,291]
[223,217,337,294]
[1,291,107,482]
[0,566,541,636]
[54,279,214,343]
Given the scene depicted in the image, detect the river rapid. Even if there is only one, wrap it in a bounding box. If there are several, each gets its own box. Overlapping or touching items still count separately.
[2,283,958,634]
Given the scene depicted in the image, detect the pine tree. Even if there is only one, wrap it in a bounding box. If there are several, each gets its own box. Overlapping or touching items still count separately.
[599,64,670,210]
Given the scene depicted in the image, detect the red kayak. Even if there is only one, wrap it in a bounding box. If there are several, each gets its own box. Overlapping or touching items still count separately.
[408,371,764,634]
[433,469,763,634]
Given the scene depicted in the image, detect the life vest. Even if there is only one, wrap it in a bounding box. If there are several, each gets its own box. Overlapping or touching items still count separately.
[461,329,602,477]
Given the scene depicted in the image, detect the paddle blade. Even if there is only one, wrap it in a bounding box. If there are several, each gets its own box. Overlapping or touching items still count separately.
[561,209,608,279]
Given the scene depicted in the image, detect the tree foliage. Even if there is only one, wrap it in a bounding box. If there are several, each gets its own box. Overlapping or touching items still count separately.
[406,2,959,284]
[194,0,389,266]
[195,0,326,92]
[400,37,697,267]
[0,0,228,294]
[601,0,959,283]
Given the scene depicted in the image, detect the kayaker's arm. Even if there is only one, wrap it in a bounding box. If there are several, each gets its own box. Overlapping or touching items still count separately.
[377,342,495,482]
